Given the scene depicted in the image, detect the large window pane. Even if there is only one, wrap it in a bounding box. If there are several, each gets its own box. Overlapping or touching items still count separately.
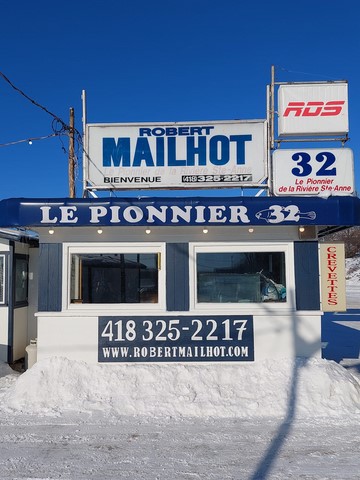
[197,252,286,303]
[70,253,159,304]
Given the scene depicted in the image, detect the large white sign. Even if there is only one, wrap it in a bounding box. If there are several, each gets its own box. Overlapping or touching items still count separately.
[85,120,267,190]
[272,148,354,196]
[278,83,349,136]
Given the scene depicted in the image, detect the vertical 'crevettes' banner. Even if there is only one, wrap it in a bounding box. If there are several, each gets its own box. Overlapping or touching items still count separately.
[319,243,346,312]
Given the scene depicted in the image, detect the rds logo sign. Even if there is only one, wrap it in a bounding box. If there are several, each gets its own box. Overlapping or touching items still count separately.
[283,101,345,118]
[284,100,345,117]
[278,83,349,136]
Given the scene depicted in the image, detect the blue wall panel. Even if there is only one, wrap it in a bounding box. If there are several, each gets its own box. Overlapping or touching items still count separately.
[294,241,320,310]
[166,243,189,311]
[38,244,62,311]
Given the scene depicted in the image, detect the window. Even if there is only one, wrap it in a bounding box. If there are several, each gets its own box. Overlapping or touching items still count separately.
[14,254,29,306]
[66,244,165,307]
[0,255,5,304]
[193,244,288,305]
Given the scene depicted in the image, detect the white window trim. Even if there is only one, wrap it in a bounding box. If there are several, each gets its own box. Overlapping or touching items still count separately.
[63,242,166,312]
[0,254,5,305]
[189,241,296,312]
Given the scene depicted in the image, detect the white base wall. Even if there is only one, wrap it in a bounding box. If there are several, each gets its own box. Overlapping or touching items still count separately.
[37,316,99,363]
[36,313,322,364]
[254,314,321,360]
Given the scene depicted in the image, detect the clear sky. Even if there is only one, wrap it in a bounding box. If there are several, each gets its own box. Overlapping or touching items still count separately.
[1,0,359,200]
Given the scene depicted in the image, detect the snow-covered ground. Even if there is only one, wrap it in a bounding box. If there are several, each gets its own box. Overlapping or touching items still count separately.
[0,357,359,479]
[0,259,359,480]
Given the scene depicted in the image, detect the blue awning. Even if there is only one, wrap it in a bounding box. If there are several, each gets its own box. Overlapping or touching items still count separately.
[0,196,359,230]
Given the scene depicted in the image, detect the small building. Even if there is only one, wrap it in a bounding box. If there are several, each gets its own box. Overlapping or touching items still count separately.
[0,227,38,364]
[0,195,358,365]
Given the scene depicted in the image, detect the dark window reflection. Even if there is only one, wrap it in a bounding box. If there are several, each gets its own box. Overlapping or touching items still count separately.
[71,253,158,304]
[197,252,286,303]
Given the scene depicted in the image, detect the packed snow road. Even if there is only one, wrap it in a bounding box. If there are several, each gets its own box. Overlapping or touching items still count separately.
[0,357,359,479]
[0,415,359,479]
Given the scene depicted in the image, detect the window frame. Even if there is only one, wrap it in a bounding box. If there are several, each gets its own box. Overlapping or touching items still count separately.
[0,254,6,305]
[189,242,295,311]
[63,242,166,311]
[14,253,29,308]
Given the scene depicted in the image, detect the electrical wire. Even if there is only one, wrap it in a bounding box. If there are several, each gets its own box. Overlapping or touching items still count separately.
[0,70,121,195]
[0,71,70,131]
[275,65,343,81]
[0,133,59,147]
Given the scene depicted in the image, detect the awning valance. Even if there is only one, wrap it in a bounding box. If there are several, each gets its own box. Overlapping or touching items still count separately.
[0,196,359,230]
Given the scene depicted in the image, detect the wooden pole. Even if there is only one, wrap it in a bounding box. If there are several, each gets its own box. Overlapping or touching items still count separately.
[68,107,76,198]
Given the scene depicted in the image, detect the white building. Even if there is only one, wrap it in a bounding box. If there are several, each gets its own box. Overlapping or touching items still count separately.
[0,195,358,366]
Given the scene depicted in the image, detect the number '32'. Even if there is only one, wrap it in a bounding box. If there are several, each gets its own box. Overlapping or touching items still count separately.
[291,151,336,177]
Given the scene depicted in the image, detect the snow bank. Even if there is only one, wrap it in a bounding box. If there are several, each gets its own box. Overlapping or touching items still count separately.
[346,256,360,284]
[0,362,19,394]
[1,357,359,419]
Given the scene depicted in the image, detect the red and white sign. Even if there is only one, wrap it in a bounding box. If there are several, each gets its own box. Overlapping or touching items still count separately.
[319,243,346,312]
[278,83,349,136]
[272,148,354,196]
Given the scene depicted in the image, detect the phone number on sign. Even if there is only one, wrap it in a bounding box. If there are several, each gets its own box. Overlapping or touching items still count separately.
[98,315,254,362]
[100,317,249,343]
[181,174,252,183]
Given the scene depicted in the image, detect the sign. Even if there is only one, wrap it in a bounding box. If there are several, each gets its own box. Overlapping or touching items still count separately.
[1,196,360,228]
[278,83,349,136]
[98,315,254,363]
[319,243,346,312]
[273,148,354,196]
[85,120,267,189]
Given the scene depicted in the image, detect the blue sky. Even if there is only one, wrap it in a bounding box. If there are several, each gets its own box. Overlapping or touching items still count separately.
[1,0,359,199]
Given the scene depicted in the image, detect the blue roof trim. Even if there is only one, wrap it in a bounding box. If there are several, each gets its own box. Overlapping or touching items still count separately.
[0,196,359,228]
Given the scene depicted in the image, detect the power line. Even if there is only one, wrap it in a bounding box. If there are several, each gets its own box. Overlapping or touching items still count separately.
[0,70,82,177]
[0,71,70,131]
[0,133,59,147]
[0,70,85,144]
[0,70,121,195]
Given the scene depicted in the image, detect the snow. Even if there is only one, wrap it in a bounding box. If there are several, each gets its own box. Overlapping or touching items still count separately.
[1,359,360,478]
[0,260,359,479]
[346,256,360,284]
[1,357,360,420]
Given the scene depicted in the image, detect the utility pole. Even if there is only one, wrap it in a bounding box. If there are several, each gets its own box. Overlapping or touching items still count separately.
[270,65,275,151]
[68,107,76,198]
